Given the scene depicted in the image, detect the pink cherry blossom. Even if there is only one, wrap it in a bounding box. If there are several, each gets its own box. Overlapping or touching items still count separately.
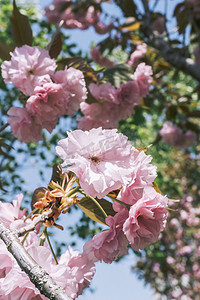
[116,80,141,105]
[0,243,95,300]
[159,121,197,148]
[91,46,114,68]
[56,128,136,198]
[45,1,113,34]
[0,196,95,299]
[53,66,87,115]
[77,102,119,130]
[123,187,168,251]
[133,63,153,97]
[178,245,193,255]
[26,80,66,133]
[0,194,26,227]
[166,256,176,265]
[58,246,95,298]
[83,210,129,263]
[7,107,43,143]
[1,45,56,96]
[113,151,157,212]
[89,82,117,103]
[127,43,147,66]
[78,80,143,130]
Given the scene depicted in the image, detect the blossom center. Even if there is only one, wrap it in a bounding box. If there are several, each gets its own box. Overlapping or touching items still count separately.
[28,69,35,75]
[90,155,100,163]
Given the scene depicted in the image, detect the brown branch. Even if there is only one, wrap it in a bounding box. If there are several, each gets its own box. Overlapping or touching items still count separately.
[141,0,200,82]
[0,219,72,300]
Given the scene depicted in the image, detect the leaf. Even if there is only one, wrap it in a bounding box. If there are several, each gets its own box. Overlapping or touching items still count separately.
[152,182,162,194]
[175,6,189,34]
[49,164,64,186]
[31,187,47,210]
[114,0,137,18]
[47,29,62,59]
[103,64,132,88]
[77,197,116,225]
[121,21,142,31]
[85,89,99,104]
[0,42,15,60]
[10,0,33,46]
[173,2,185,17]
[136,144,152,152]
[166,105,177,120]
[57,57,98,81]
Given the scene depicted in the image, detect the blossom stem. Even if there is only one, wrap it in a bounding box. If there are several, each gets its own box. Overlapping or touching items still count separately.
[44,227,58,265]
[65,185,81,198]
[21,232,29,245]
[24,207,38,222]
[79,190,108,219]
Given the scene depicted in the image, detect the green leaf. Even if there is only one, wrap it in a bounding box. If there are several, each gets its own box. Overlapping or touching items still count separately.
[47,29,62,59]
[10,0,33,46]
[114,0,137,18]
[0,42,15,60]
[85,89,99,104]
[103,64,132,88]
[57,57,99,81]
[77,197,116,225]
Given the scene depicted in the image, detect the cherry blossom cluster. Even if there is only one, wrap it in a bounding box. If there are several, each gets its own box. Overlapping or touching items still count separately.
[159,121,197,149]
[78,63,153,130]
[45,0,113,34]
[1,45,87,143]
[0,194,95,299]
[57,128,168,263]
[135,193,200,299]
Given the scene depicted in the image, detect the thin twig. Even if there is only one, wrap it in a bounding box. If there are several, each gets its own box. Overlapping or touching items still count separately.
[17,206,56,237]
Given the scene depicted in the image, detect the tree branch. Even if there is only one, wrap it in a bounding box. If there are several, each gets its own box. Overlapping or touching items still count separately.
[141,0,200,82]
[0,219,72,300]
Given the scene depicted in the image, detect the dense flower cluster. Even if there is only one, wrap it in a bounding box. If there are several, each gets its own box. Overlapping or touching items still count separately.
[159,121,197,149]
[78,63,153,130]
[57,128,168,262]
[133,193,200,299]
[1,45,87,143]
[127,43,147,66]
[0,195,95,299]
[45,0,113,34]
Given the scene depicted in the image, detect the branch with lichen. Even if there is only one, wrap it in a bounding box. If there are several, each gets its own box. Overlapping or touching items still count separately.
[0,218,72,300]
